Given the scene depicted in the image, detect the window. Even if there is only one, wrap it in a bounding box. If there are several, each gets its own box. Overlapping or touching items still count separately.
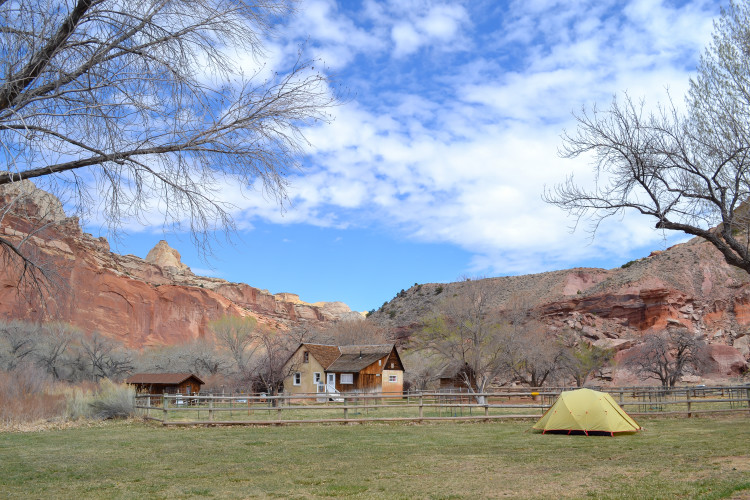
[293,372,301,386]
[313,372,321,384]
[390,362,394,369]
[340,373,353,384]
[389,375,398,383]
[303,351,309,363]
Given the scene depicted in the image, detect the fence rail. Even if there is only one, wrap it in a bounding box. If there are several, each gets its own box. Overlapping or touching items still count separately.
[134,384,750,426]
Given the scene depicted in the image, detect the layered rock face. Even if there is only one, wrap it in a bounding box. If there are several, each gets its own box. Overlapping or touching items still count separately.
[371,235,750,382]
[0,182,361,348]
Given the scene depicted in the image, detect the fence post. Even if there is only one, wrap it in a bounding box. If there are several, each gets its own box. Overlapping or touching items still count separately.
[146,395,151,418]
[208,396,214,422]
[162,394,168,423]
[686,389,691,418]
[419,394,424,420]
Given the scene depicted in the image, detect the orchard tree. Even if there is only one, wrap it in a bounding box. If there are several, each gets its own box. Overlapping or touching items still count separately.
[624,328,709,388]
[546,1,750,274]
[210,315,258,380]
[500,322,565,388]
[560,340,614,387]
[415,289,506,403]
[0,0,338,292]
[247,327,299,397]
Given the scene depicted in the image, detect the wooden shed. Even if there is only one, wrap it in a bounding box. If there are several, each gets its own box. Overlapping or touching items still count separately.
[438,363,477,392]
[125,373,204,395]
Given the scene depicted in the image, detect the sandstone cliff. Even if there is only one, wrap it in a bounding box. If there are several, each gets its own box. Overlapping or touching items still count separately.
[0,181,361,348]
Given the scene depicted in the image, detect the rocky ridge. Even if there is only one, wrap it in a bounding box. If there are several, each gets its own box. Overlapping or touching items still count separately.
[370,236,749,383]
[0,181,362,348]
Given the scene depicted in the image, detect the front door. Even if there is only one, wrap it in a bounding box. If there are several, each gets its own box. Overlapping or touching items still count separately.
[326,373,335,390]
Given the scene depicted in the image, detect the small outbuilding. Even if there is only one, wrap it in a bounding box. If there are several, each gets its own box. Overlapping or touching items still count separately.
[125,373,204,395]
[533,388,641,436]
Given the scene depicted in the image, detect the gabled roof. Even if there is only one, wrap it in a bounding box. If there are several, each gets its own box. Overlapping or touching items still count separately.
[328,345,395,372]
[303,344,342,369]
[296,343,400,373]
[125,373,204,385]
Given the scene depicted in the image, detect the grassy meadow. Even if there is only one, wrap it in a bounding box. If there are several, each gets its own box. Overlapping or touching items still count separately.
[2,415,749,499]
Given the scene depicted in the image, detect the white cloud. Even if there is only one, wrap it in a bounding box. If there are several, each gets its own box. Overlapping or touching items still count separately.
[88,0,721,278]
[390,3,470,57]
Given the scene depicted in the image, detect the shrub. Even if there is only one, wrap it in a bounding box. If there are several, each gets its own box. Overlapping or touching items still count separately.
[435,286,444,295]
[66,379,135,420]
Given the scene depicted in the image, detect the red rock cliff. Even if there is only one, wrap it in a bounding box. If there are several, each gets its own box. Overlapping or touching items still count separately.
[0,181,362,348]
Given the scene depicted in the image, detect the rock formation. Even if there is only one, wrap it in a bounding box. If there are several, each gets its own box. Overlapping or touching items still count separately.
[370,235,750,383]
[0,182,362,348]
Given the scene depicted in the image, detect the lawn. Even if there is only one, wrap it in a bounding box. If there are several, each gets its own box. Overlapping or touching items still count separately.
[1,416,749,499]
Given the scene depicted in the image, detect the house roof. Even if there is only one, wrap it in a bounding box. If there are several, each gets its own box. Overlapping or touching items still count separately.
[328,345,395,373]
[125,373,205,385]
[303,344,342,370]
[298,343,398,372]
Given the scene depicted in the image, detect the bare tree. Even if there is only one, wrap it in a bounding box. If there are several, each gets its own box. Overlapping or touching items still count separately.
[247,327,298,397]
[501,322,565,388]
[0,319,39,371]
[546,1,750,274]
[315,319,390,346]
[210,315,258,380]
[415,289,506,403]
[136,339,229,377]
[35,322,75,380]
[559,334,614,387]
[0,0,339,290]
[624,328,710,388]
[77,331,134,381]
[401,349,442,392]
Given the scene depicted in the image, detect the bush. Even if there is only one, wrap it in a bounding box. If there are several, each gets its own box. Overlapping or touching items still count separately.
[67,379,135,420]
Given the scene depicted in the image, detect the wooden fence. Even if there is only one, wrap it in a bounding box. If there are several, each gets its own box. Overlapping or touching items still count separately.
[134,385,750,426]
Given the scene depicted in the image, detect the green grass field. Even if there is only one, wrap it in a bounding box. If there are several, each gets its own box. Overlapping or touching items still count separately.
[2,416,749,499]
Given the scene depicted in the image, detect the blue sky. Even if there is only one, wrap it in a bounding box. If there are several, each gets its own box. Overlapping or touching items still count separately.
[84,0,720,312]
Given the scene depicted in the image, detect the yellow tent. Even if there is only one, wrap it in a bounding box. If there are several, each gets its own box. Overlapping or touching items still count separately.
[533,388,641,436]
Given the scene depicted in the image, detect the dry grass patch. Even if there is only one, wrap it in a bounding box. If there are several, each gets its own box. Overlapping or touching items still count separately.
[0,415,748,499]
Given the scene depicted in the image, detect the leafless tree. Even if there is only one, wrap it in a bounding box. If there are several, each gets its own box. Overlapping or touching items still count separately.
[35,322,75,380]
[501,322,565,388]
[210,315,259,380]
[247,327,298,396]
[401,349,442,391]
[77,331,134,381]
[0,319,39,371]
[0,0,339,291]
[415,289,507,403]
[558,333,614,387]
[136,339,229,377]
[316,319,390,346]
[624,328,710,388]
[545,1,750,274]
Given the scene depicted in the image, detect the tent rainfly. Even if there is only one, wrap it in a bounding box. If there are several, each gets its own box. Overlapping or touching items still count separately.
[533,388,641,436]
